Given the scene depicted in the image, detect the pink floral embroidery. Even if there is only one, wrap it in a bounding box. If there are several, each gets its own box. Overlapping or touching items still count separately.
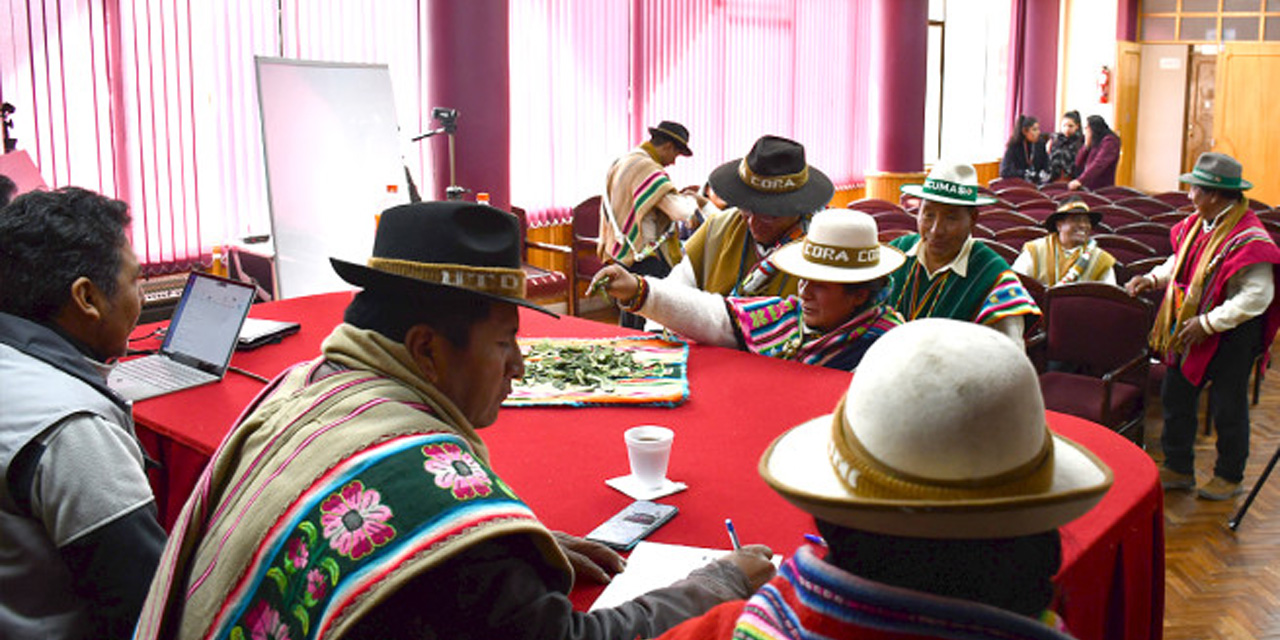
[246,600,291,640]
[285,537,308,570]
[319,481,395,560]
[306,568,328,601]
[422,443,493,500]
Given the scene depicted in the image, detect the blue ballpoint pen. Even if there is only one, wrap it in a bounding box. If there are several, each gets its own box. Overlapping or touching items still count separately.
[725,518,742,550]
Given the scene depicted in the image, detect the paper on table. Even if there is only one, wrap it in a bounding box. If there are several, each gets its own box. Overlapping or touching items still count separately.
[589,541,782,611]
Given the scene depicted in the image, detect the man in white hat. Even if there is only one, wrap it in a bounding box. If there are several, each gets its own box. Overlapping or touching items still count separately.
[663,135,835,300]
[1012,197,1118,287]
[600,121,701,329]
[654,319,1113,639]
[1126,152,1280,500]
[888,161,1040,344]
[592,209,905,371]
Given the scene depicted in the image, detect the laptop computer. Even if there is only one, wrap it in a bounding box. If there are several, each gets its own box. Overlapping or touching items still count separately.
[109,272,256,401]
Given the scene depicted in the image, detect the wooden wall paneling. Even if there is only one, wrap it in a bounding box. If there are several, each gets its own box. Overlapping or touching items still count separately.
[1214,43,1280,209]
[1115,41,1142,188]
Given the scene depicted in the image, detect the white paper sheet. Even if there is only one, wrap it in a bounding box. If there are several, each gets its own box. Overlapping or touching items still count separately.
[589,541,782,611]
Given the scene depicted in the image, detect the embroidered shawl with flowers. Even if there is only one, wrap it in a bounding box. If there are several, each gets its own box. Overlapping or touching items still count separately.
[134,324,571,640]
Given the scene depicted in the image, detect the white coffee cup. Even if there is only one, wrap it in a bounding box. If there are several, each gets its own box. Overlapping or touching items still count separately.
[624,425,674,490]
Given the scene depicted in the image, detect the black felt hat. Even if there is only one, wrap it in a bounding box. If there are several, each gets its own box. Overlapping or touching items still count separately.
[331,201,556,316]
[648,121,692,156]
[707,135,834,217]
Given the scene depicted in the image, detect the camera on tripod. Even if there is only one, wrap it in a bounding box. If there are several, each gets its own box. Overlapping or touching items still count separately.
[432,107,458,133]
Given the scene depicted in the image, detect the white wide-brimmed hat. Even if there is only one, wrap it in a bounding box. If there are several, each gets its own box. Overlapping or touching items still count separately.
[900,161,998,207]
[771,209,905,283]
[759,318,1113,539]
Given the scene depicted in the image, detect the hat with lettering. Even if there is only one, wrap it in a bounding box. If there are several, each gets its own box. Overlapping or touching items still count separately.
[770,209,905,283]
[759,318,1113,539]
[900,161,998,207]
[331,201,556,316]
[1179,151,1252,191]
[1043,197,1102,232]
[708,135,834,217]
[648,121,693,156]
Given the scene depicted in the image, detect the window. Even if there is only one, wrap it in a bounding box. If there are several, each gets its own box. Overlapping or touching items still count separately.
[924,0,1011,164]
[1140,0,1280,42]
[0,0,431,273]
[510,0,873,219]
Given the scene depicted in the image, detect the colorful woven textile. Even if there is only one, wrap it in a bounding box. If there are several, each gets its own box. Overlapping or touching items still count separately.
[505,336,689,407]
[726,297,903,371]
[658,545,1074,640]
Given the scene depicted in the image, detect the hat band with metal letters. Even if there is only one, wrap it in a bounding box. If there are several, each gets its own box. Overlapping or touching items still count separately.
[367,257,526,298]
[802,239,881,268]
[825,395,1056,499]
[738,158,809,194]
[922,178,978,203]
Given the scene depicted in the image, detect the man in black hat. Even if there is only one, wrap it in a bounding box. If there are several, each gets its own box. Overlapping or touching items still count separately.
[663,135,833,300]
[600,121,700,328]
[136,202,775,640]
[1126,152,1280,501]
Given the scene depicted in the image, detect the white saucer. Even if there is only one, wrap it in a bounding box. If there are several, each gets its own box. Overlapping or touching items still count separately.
[605,474,688,500]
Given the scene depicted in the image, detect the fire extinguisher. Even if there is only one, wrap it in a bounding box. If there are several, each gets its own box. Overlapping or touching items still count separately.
[1097,65,1112,104]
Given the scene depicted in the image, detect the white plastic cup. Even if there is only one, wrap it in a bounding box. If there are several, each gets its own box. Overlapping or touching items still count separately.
[624,425,674,490]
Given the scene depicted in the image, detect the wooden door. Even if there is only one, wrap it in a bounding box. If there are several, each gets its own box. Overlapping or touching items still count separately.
[1114,41,1142,187]
[1183,52,1216,177]
[1214,43,1280,208]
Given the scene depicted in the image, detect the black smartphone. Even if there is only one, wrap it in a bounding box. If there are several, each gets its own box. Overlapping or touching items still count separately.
[584,500,679,551]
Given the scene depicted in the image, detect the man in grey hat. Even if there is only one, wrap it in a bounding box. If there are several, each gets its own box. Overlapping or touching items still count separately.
[137,202,774,640]
[600,121,701,329]
[1126,152,1280,501]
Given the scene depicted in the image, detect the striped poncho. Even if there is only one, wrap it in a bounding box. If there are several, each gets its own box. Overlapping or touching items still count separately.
[134,325,571,640]
[888,234,1040,327]
[656,545,1075,640]
[600,143,682,267]
[726,296,903,371]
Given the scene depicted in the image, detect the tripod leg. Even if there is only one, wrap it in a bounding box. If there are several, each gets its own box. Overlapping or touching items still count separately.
[1229,439,1280,530]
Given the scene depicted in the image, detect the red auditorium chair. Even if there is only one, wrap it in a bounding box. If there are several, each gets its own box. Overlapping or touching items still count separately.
[1092,204,1147,226]
[1035,282,1153,444]
[1096,185,1146,200]
[1113,221,1174,256]
[1114,196,1177,217]
[979,209,1040,232]
[1151,191,1191,209]
[1092,233,1159,266]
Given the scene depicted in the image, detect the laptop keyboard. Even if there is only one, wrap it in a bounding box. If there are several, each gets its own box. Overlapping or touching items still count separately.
[116,355,213,390]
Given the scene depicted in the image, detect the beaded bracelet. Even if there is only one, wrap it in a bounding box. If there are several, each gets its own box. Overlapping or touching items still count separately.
[621,276,650,312]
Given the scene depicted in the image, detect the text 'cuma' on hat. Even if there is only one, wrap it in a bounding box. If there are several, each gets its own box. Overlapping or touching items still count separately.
[331,201,557,316]
[1179,152,1252,191]
[648,121,693,156]
[708,135,834,217]
[770,209,905,283]
[901,161,998,207]
[759,318,1112,539]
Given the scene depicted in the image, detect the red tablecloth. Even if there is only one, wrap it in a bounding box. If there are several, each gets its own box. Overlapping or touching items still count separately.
[128,291,1163,640]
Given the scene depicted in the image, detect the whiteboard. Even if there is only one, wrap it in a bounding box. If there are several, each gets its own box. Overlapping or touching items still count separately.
[256,57,409,299]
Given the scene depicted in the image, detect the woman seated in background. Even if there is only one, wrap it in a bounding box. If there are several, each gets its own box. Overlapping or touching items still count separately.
[1000,114,1049,184]
[1045,110,1083,183]
[1013,197,1117,286]
[1070,115,1121,191]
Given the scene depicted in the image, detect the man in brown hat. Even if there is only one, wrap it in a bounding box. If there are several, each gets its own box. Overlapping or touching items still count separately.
[591,209,904,371]
[136,202,775,640]
[662,135,834,300]
[600,121,701,328]
[1012,197,1117,286]
[1126,152,1280,501]
[654,319,1112,639]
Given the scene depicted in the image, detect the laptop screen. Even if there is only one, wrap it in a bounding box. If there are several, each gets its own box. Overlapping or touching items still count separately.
[161,273,256,373]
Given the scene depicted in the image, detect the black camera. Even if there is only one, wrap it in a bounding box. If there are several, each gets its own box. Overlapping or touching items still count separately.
[432,107,458,132]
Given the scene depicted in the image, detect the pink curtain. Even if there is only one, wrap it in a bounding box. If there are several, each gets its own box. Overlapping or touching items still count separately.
[510,0,872,222]
[1,0,431,274]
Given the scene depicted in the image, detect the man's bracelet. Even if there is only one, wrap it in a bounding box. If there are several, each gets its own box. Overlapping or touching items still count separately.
[621,276,650,312]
